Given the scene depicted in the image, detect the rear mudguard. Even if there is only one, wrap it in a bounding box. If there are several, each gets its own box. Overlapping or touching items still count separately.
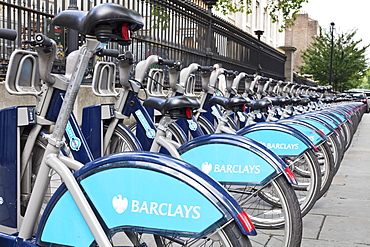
[277,119,327,145]
[291,115,338,136]
[36,152,256,247]
[236,122,317,157]
[304,112,340,129]
[178,133,297,185]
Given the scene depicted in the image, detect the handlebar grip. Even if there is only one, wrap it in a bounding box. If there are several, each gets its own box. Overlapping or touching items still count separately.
[96,48,120,57]
[258,77,269,82]
[198,66,214,72]
[245,74,255,79]
[0,28,17,41]
[224,69,236,76]
[34,33,52,46]
[158,58,175,67]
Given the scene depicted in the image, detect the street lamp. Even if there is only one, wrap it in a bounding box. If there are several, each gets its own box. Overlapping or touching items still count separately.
[329,22,335,90]
[254,30,264,74]
[202,0,217,65]
[67,0,79,54]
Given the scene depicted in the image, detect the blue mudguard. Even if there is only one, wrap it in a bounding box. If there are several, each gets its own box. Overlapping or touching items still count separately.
[36,152,256,247]
[178,133,297,185]
[277,119,327,146]
[291,115,337,136]
[236,122,317,157]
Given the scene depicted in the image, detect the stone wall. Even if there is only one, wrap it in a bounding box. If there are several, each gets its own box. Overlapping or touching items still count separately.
[0,82,115,123]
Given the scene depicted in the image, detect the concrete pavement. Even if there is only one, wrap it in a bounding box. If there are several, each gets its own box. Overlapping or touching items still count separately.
[301,113,370,246]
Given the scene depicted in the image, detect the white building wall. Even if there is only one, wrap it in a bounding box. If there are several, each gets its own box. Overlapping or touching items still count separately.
[213,0,285,49]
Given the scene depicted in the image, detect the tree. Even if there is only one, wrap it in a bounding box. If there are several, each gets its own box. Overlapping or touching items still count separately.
[299,29,369,92]
[357,68,370,89]
[215,0,308,30]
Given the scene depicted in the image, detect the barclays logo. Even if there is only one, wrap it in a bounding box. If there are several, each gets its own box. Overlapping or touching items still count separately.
[201,162,261,174]
[112,195,128,214]
[112,195,201,219]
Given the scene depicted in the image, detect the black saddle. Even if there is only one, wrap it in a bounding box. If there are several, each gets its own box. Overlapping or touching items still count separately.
[144,96,200,119]
[247,99,271,110]
[52,3,143,44]
[263,96,284,106]
[300,98,311,106]
[209,96,249,112]
[291,97,301,105]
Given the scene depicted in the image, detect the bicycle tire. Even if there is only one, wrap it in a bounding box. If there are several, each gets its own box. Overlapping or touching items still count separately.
[103,124,140,154]
[316,142,335,199]
[108,221,252,246]
[326,134,342,174]
[20,131,62,225]
[128,121,187,146]
[197,115,216,135]
[225,174,302,247]
[286,149,321,217]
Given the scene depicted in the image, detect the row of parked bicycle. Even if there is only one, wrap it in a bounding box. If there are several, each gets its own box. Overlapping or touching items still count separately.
[0,3,365,247]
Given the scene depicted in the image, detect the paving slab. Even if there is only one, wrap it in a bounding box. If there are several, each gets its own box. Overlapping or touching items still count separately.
[319,216,370,244]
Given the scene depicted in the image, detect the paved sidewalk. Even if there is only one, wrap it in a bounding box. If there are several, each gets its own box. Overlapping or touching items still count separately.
[301,113,370,246]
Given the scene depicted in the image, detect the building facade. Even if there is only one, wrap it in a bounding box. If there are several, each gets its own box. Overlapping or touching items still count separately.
[284,13,320,74]
[212,0,285,49]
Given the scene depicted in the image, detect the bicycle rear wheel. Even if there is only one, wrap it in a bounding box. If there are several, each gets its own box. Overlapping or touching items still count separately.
[224,174,302,247]
[108,221,251,246]
[285,149,321,217]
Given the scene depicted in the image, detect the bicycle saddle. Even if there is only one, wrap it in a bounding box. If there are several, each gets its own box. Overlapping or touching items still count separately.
[309,95,319,102]
[52,3,143,44]
[300,98,311,106]
[144,96,200,119]
[247,99,271,110]
[263,96,284,106]
[291,97,302,105]
[280,96,291,105]
[209,96,249,112]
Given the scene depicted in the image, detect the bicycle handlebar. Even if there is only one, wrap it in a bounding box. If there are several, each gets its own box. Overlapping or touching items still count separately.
[158,58,175,67]
[95,48,120,58]
[0,28,17,41]
[198,66,214,72]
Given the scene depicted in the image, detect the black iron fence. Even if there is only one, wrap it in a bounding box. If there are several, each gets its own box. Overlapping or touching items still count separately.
[0,0,287,84]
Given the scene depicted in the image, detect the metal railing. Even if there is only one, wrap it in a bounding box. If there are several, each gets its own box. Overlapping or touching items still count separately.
[0,0,287,85]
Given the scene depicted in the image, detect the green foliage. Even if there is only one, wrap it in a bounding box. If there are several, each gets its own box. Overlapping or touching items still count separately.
[357,68,370,89]
[215,0,308,31]
[299,29,369,92]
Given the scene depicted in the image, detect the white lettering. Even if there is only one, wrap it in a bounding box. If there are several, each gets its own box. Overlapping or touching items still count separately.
[173,205,184,218]
[212,164,262,174]
[130,200,200,219]
[158,203,168,216]
[150,202,159,215]
[183,205,193,218]
[264,143,299,150]
[131,200,140,212]
[139,201,149,214]
[192,206,201,219]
